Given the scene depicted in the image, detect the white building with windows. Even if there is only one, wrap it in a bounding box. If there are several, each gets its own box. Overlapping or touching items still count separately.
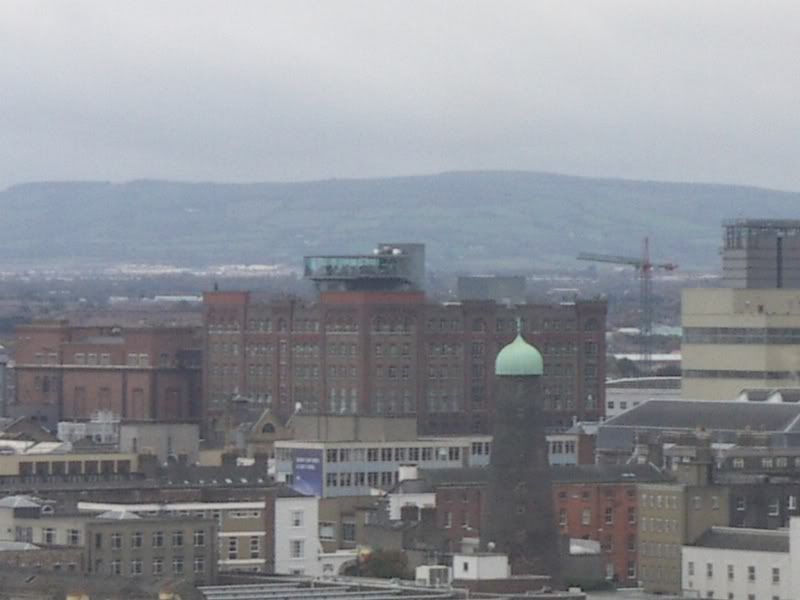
[275,436,491,498]
[682,525,792,600]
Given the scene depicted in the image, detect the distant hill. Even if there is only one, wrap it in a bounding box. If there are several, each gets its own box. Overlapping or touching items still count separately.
[1,171,797,271]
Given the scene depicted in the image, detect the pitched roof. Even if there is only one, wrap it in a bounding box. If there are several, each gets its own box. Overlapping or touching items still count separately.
[0,495,41,509]
[691,527,789,553]
[603,400,800,433]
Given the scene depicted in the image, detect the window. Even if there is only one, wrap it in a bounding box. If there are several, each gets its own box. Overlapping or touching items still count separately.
[173,557,184,575]
[712,496,720,510]
[131,531,142,548]
[769,498,780,516]
[172,530,183,547]
[194,557,205,574]
[627,507,636,524]
[131,559,142,576]
[194,529,205,547]
[111,532,122,549]
[319,522,336,541]
[342,521,356,542]
[627,560,636,579]
[110,559,121,575]
[228,538,238,560]
[43,528,55,545]
[153,531,164,547]
[290,539,304,559]
[736,496,746,511]
[733,458,745,469]
[748,566,755,582]
[250,536,260,558]
[67,529,80,546]
[688,561,695,576]
[581,509,591,526]
[291,510,304,527]
[558,509,567,527]
[693,496,702,510]
[152,558,163,575]
[772,567,780,584]
[444,512,452,528]
[707,563,713,578]
[604,507,614,524]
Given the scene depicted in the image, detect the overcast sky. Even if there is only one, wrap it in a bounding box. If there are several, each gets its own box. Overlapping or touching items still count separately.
[1,1,799,191]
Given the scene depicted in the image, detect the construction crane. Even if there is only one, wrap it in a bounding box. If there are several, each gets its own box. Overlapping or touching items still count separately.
[577,237,677,371]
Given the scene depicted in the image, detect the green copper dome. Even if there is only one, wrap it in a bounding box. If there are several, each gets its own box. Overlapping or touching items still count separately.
[495,332,544,376]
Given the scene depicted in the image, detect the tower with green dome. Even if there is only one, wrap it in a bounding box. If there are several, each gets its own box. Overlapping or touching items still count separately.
[482,318,562,585]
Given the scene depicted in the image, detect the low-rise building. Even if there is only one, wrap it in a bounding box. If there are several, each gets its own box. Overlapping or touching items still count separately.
[682,526,790,600]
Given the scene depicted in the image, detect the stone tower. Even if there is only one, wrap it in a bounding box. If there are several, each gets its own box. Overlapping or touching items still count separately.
[482,321,562,584]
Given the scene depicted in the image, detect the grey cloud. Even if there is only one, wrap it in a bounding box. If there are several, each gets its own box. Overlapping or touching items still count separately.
[1,1,799,189]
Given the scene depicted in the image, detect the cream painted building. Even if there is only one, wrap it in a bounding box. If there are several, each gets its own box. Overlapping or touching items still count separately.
[682,288,800,400]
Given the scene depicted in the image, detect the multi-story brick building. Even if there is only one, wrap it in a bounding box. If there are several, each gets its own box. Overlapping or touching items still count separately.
[204,290,606,436]
[12,320,202,425]
[552,464,669,585]
[204,243,606,437]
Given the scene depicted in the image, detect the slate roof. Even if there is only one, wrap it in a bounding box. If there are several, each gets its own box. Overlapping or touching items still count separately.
[420,463,669,487]
[691,527,789,553]
[0,495,41,509]
[604,399,800,432]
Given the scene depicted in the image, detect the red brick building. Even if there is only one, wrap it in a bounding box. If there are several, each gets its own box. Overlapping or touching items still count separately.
[12,320,202,425]
[203,290,606,437]
[423,464,669,584]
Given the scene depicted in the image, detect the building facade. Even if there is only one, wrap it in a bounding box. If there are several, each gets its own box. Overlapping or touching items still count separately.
[638,481,729,594]
[12,321,202,425]
[682,288,800,400]
[275,435,491,498]
[203,291,606,436]
[682,527,790,600]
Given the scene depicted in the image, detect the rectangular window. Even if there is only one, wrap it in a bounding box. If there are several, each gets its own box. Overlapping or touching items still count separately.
[131,531,142,548]
[152,558,163,575]
[772,567,780,584]
[194,557,205,574]
[228,538,238,560]
[173,557,184,575]
[768,497,780,516]
[131,559,142,576]
[319,522,336,540]
[291,510,304,527]
[290,539,304,559]
[153,531,164,547]
[581,509,591,526]
[250,536,260,558]
[707,563,713,578]
[172,530,183,547]
[748,566,755,582]
[193,529,205,547]
[111,532,122,549]
[604,507,614,525]
[728,564,734,580]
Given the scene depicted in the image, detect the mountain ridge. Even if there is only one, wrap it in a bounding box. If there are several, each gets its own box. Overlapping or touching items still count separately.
[1,170,797,271]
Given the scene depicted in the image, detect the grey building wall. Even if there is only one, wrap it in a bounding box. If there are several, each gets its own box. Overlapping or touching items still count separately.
[119,423,200,463]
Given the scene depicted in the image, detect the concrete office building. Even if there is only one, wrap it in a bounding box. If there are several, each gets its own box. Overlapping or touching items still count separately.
[721,219,800,289]
[683,220,800,400]
[457,276,526,304]
[205,242,607,438]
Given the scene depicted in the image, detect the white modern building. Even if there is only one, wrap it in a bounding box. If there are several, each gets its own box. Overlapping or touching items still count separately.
[682,526,792,599]
[275,435,491,498]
